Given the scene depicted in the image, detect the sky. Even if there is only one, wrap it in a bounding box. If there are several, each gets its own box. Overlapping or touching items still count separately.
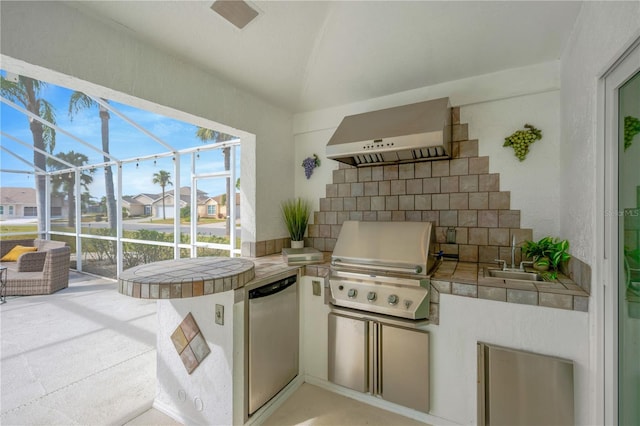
[0,70,240,201]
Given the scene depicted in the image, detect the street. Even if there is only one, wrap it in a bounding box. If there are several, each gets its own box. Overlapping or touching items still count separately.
[2,217,240,238]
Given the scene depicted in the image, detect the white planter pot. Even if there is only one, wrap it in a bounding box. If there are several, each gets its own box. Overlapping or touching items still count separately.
[291,240,304,249]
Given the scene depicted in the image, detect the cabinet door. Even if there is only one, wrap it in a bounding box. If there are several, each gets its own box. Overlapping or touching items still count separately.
[328,313,368,393]
[480,343,574,426]
[380,324,429,413]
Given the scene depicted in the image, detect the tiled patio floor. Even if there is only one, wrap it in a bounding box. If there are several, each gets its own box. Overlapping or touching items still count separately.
[0,271,158,425]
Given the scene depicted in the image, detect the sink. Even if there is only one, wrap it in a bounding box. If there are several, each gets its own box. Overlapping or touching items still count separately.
[485,268,543,282]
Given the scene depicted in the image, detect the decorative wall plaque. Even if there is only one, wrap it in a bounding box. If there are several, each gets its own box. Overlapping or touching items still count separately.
[170,312,211,374]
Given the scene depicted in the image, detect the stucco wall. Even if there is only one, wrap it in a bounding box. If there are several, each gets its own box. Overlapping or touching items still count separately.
[0,1,294,243]
[559,2,640,424]
[559,1,640,263]
[462,91,561,239]
[432,294,588,425]
[154,292,241,425]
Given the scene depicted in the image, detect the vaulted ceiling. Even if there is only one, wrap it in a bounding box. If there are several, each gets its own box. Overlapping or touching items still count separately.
[69,1,582,113]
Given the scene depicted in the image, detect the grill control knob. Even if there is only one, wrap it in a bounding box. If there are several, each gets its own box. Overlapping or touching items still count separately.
[367,291,377,302]
[387,294,399,305]
[347,289,357,298]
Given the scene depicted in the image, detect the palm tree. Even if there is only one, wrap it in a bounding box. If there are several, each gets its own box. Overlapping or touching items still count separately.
[80,191,93,214]
[196,127,235,236]
[1,75,56,233]
[152,170,173,220]
[48,151,93,227]
[68,92,117,233]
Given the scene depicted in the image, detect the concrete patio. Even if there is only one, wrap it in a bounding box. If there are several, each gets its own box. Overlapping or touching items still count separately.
[0,271,167,425]
[0,270,425,426]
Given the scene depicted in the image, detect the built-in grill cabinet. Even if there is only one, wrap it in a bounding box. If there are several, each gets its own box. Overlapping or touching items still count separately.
[328,310,430,413]
[327,221,436,413]
[329,221,436,320]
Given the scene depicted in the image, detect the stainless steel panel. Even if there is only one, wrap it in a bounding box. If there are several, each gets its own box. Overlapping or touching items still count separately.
[331,221,436,275]
[328,276,430,320]
[329,308,430,413]
[369,322,377,394]
[380,324,430,413]
[329,305,430,329]
[477,343,486,424]
[248,278,298,415]
[326,98,451,167]
[478,343,574,426]
[328,313,368,393]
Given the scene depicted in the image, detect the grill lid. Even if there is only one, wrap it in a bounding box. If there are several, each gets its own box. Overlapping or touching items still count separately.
[331,221,436,276]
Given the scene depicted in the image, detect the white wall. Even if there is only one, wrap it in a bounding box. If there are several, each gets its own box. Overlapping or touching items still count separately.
[560,1,640,263]
[294,62,562,239]
[0,1,294,242]
[155,292,239,426]
[559,3,640,424]
[430,294,589,425]
[462,91,562,239]
[300,276,331,381]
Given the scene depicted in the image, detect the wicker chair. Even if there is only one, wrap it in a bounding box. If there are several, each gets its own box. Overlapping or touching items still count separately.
[0,239,71,296]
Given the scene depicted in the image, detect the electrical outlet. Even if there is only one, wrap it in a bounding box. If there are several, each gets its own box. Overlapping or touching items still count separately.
[215,304,224,325]
[312,280,321,296]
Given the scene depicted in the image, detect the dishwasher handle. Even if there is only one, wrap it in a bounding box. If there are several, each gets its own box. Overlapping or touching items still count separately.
[248,275,297,299]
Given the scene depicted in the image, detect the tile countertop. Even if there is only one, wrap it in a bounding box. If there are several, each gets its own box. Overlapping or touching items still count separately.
[250,252,331,279]
[119,253,588,315]
[431,260,589,313]
[299,256,590,318]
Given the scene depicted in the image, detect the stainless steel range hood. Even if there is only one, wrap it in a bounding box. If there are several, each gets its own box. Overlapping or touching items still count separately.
[326,97,451,167]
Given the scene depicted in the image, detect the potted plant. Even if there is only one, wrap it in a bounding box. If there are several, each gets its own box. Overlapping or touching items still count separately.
[281,198,311,249]
[522,236,571,280]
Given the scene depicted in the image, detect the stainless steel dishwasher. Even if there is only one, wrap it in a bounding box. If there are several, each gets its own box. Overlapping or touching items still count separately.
[247,272,298,416]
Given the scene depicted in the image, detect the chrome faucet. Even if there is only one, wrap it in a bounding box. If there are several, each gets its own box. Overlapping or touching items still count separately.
[520,260,534,271]
[511,235,516,270]
[494,236,521,271]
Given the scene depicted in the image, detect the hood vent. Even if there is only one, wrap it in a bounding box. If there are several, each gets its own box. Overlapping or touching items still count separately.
[326,97,451,167]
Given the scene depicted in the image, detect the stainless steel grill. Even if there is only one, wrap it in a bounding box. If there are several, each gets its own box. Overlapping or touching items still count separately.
[329,221,437,320]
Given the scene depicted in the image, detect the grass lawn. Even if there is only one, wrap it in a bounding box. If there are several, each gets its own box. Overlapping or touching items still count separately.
[0,224,38,240]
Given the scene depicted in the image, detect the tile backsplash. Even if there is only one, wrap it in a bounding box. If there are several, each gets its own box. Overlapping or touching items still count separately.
[306,107,534,263]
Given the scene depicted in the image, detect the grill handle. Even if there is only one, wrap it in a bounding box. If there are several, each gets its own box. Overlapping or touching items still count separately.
[332,259,423,275]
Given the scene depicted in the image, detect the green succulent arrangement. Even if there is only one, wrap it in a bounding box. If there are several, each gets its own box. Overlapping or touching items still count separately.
[281,198,311,242]
[522,236,571,281]
[503,124,542,161]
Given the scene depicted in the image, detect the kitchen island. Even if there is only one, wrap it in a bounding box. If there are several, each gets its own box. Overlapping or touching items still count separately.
[300,257,590,425]
[118,257,256,299]
[119,256,302,425]
[118,253,589,425]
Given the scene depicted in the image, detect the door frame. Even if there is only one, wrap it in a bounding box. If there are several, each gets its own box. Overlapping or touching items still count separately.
[600,37,640,426]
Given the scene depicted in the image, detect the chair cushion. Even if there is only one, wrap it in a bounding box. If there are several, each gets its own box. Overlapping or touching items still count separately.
[1,245,37,262]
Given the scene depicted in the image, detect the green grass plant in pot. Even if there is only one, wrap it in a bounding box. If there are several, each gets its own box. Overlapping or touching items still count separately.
[522,236,571,280]
[281,198,311,249]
